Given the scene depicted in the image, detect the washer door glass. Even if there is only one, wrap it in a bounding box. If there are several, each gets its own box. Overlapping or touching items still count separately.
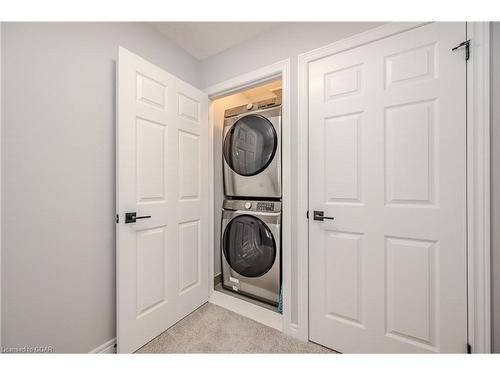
[223,114,277,176]
[223,214,276,278]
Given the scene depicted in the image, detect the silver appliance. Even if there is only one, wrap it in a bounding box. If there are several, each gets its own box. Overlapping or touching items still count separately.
[221,199,281,305]
[223,98,281,198]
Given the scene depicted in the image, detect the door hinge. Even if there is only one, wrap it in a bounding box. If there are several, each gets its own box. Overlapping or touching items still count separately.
[452,39,471,61]
[306,210,309,219]
[467,343,472,354]
[115,214,119,224]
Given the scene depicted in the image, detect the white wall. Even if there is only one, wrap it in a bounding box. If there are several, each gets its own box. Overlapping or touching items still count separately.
[201,22,384,325]
[491,22,500,354]
[1,22,200,353]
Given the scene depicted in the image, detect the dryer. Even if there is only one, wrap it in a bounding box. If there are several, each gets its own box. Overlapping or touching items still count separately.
[221,199,281,305]
[223,98,281,198]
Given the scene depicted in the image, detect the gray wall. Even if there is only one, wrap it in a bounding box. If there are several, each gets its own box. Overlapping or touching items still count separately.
[6,21,494,353]
[200,22,383,89]
[1,22,200,353]
[201,22,383,325]
[491,22,500,354]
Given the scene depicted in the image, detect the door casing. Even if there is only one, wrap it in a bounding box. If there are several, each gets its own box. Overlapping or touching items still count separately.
[297,21,491,352]
[0,21,3,350]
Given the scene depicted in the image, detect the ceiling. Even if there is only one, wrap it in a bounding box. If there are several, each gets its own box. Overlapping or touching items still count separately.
[241,80,282,101]
[151,22,279,60]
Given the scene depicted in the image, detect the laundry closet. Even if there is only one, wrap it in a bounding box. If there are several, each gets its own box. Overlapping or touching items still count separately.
[211,80,283,315]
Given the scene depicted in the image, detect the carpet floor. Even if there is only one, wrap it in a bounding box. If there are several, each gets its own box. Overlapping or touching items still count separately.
[136,303,332,353]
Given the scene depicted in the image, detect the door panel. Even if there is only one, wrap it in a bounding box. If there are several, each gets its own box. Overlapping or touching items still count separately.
[179,220,201,294]
[179,131,200,200]
[117,47,208,353]
[385,236,437,348]
[385,100,436,205]
[136,226,168,316]
[324,113,362,203]
[136,118,168,201]
[309,23,467,353]
[324,231,364,326]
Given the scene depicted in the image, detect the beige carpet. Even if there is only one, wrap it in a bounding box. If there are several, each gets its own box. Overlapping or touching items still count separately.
[136,303,332,353]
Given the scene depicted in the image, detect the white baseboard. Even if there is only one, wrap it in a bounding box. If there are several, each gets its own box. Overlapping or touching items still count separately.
[209,290,283,331]
[90,338,116,354]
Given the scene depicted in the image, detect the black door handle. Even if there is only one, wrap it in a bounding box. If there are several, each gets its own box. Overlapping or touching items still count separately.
[125,212,151,224]
[313,210,334,221]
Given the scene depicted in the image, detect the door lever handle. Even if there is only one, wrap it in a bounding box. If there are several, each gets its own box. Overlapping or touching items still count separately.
[313,210,334,222]
[125,212,151,224]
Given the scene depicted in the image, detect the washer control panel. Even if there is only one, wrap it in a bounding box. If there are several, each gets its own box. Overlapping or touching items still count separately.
[223,199,281,213]
[256,202,275,211]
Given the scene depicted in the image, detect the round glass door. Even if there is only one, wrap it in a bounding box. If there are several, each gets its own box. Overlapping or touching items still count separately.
[223,114,277,176]
[222,214,276,278]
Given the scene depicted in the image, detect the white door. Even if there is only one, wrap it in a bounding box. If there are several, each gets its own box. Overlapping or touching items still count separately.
[308,23,467,353]
[117,47,209,353]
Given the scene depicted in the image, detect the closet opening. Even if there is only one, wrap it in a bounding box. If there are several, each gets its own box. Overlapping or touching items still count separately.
[208,77,286,331]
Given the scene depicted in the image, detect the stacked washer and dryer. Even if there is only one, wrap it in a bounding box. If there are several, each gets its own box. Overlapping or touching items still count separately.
[221,97,282,306]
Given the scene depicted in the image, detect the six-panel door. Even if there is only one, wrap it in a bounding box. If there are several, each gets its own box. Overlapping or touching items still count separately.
[117,47,209,353]
[308,23,468,353]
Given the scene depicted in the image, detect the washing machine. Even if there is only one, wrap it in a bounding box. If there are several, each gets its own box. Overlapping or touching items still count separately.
[223,97,281,198]
[221,199,281,305]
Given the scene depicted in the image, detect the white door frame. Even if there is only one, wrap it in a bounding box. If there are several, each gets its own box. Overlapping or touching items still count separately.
[0,21,3,350]
[203,59,293,335]
[297,22,491,352]
[465,22,491,354]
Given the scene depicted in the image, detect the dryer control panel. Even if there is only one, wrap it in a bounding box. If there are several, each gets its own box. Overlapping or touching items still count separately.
[224,97,282,118]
